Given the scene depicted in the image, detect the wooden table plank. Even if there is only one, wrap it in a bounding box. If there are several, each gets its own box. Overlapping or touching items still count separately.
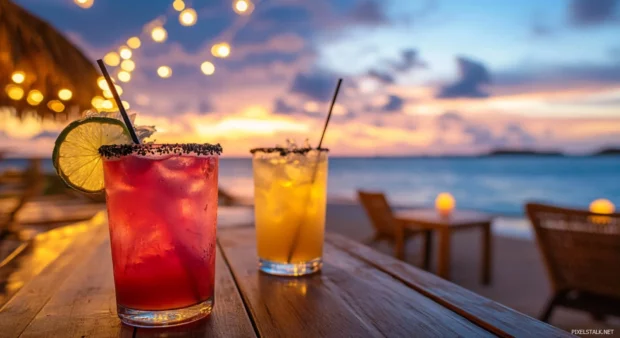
[0,216,109,338]
[218,228,494,338]
[18,239,132,338]
[325,232,575,338]
[135,246,257,338]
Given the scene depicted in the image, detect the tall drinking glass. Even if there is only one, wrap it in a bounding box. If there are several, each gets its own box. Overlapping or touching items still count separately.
[251,147,328,276]
[100,143,221,327]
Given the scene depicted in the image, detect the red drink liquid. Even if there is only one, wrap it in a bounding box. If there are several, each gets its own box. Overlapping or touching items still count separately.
[102,147,218,326]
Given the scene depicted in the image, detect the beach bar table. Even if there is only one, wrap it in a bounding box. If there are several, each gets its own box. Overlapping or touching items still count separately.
[0,214,572,337]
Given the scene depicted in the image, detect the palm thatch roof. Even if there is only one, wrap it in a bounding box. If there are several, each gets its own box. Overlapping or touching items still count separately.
[0,0,100,121]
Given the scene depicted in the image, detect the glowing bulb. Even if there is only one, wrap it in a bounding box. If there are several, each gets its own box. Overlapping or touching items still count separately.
[11,71,25,84]
[6,84,24,100]
[122,101,131,109]
[58,89,73,101]
[127,37,141,49]
[211,42,230,58]
[157,66,172,78]
[91,96,104,108]
[200,61,215,75]
[47,100,65,112]
[103,90,113,99]
[179,8,197,26]
[117,71,131,82]
[27,90,44,105]
[74,0,94,9]
[103,52,120,66]
[173,0,185,12]
[97,76,114,90]
[435,192,455,216]
[115,85,123,95]
[151,27,167,43]
[119,46,132,60]
[120,59,136,72]
[101,100,113,109]
[233,0,254,15]
[590,199,615,214]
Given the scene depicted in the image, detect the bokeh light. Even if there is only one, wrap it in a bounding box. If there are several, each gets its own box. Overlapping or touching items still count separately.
[97,76,112,90]
[122,101,131,109]
[11,71,25,84]
[173,0,185,11]
[151,27,168,42]
[211,42,231,58]
[101,100,114,109]
[74,0,94,9]
[47,100,65,112]
[119,46,132,60]
[157,66,172,78]
[117,71,131,82]
[103,90,113,99]
[6,84,24,100]
[58,89,73,101]
[201,61,215,75]
[103,52,120,66]
[179,8,197,26]
[233,0,254,15]
[127,37,141,49]
[121,59,136,72]
[590,199,615,214]
[27,90,44,106]
[91,96,104,109]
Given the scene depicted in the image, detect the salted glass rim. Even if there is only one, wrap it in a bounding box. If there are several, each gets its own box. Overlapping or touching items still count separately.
[99,143,222,159]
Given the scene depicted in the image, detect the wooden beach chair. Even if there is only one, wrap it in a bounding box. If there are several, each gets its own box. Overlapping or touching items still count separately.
[525,202,620,323]
[357,191,431,268]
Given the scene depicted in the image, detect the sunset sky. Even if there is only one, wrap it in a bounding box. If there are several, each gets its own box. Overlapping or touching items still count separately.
[2,0,620,157]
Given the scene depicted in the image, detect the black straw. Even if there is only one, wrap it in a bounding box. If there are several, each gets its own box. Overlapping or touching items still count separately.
[96,59,140,144]
[317,78,342,149]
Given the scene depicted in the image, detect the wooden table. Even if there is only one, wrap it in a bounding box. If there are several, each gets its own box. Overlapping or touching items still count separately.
[394,209,494,284]
[0,215,572,337]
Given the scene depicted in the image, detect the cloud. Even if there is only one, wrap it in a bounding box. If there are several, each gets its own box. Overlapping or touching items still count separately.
[273,98,297,114]
[198,100,214,114]
[349,1,388,25]
[437,57,491,98]
[391,49,427,72]
[568,0,619,26]
[367,69,395,84]
[383,95,405,112]
[289,72,340,101]
[436,111,464,130]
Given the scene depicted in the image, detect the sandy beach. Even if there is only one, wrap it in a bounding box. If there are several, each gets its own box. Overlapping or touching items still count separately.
[325,203,620,334]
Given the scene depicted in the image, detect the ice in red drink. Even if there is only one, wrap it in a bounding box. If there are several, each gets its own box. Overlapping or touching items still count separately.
[100,143,220,326]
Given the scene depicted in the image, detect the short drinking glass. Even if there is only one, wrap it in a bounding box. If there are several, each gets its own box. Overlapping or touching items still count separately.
[251,147,328,276]
[100,143,221,327]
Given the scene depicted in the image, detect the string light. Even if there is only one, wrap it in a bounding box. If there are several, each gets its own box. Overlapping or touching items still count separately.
[58,89,73,101]
[27,90,44,106]
[101,100,114,109]
[121,59,136,72]
[157,66,172,78]
[103,52,121,66]
[119,46,132,60]
[6,84,24,100]
[122,101,131,109]
[127,36,141,49]
[151,27,168,42]
[179,8,197,26]
[211,42,231,58]
[74,0,94,9]
[97,76,113,90]
[11,71,25,84]
[115,85,123,95]
[117,71,131,82]
[233,0,254,15]
[201,61,215,75]
[103,90,113,99]
[91,96,104,109]
[48,100,65,112]
[173,0,185,11]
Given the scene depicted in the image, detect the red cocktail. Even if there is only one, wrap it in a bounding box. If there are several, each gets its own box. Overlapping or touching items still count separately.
[100,143,221,327]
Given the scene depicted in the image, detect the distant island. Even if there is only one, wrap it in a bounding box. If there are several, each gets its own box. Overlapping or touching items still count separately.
[593,147,620,156]
[483,149,564,157]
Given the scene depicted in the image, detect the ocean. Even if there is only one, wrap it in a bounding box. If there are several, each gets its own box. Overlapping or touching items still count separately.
[3,156,619,216]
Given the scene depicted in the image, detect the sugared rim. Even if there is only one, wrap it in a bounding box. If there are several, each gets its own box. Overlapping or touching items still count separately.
[99,143,223,158]
[250,147,329,156]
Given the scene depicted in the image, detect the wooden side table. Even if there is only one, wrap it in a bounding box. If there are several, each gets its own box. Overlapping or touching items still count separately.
[394,209,494,285]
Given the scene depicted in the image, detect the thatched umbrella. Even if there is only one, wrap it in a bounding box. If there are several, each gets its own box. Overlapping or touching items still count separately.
[0,0,100,121]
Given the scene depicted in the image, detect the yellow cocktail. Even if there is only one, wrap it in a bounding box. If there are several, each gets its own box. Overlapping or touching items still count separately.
[251,147,328,276]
